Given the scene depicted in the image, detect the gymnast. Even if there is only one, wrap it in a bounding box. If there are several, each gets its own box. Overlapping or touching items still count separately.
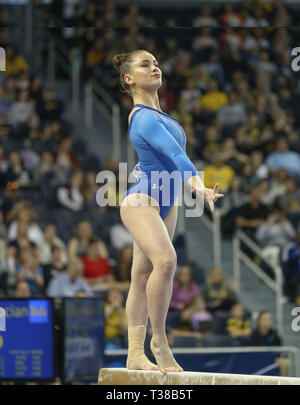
[112,49,224,374]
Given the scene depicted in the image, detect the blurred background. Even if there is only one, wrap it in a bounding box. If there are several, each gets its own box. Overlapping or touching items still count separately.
[0,0,300,384]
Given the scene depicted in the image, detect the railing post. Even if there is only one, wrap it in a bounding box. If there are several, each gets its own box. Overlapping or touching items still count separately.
[71,51,81,113]
[112,104,121,162]
[47,38,56,82]
[275,264,284,340]
[25,3,33,53]
[213,209,222,269]
[233,234,241,295]
[84,81,93,129]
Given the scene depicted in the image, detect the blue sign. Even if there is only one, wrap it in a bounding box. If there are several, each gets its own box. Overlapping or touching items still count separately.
[0,299,54,380]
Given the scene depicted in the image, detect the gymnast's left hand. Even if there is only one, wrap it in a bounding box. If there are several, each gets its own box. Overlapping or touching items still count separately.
[204,183,224,213]
[192,183,224,213]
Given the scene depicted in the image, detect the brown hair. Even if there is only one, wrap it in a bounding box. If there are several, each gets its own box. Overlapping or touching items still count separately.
[112,50,145,95]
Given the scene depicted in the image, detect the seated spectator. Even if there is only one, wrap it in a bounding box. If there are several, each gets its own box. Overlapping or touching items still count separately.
[279,177,300,229]
[201,125,221,162]
[2,151,31,189]
[42,245,67,291]
[68,220,105,260]
[218,137,248,173]
[203,152,235,193]
[256,207,296,269]
[280,232,300,304]
[200,78,228,113]
[239,161,259,193]
[193,5,218,27]
[4,44,29,76]
[37,224,68,266]
[80,237,115,290]
[0,184,27,225]
[114,243,133,285]
[216,91,247,127]
[265,137,300,177]
[36,87,64,122]
[57,170,84,211]
[54,137,82,173]
[7,206,44,245]
[15,247,44,296]
[32,151,59,188]
[203,266,237,313]
[104,287,128,348]
[0,244,18,295]
[9,222,36,251]
[236,186,269,240]
[248,310,281,346]
[14,280,31,298]
[249,150,269,181]
[170,265,200,311]
[47,257,93,297]
[81,171,98,209]
[8,89,35,128]
[226,303,251,342]
[180,295,214,332]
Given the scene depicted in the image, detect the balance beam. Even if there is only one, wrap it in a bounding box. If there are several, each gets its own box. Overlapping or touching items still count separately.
[98,368,300,385]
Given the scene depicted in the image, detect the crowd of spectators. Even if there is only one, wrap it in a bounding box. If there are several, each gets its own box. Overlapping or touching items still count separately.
[43,0,300,303]
[1,0,299,361]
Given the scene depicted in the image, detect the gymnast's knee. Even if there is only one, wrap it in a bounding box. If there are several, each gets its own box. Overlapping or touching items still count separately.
[153,252,177,278]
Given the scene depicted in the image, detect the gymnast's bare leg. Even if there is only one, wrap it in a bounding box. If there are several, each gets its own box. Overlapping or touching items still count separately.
[121,194,183,374]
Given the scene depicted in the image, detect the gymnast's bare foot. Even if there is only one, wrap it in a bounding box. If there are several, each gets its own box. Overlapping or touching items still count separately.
[126,352,159,371]
[150,336,183,374]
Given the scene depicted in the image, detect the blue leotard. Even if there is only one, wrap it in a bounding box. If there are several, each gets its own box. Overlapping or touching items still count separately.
[121,104,198,219]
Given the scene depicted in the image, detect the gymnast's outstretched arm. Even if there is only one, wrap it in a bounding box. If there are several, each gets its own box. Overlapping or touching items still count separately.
[137,109,224,211]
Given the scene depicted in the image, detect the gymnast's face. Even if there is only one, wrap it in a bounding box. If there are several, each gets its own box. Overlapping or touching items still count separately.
[125,52,162,93]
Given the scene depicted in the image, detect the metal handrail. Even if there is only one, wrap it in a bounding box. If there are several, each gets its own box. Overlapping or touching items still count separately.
[104,346,300,377]
[233,229,284,339]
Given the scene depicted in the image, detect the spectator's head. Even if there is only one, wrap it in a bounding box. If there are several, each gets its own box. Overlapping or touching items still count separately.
[249,186,261,203]
[59,137,72,153]
[257,179,269,196]
[205,126,219,142]
[9,151,22,168]
[18,88,30,102]
[207,266,224,286]
[228,91,238,104]
[249,150,263,170]
[176,265,193,287]
[76,220,92,240]
[28,114,40,129]
[51,244,63,262]
[66,258,84,281]
[17,207,36,225]
[14,280,31,298]
[42,87,54,101]
[207,78,219,92]
[17,222,29,239]
[276,137,289,153]
[41,151,54,166]
[69,171,83,189]
[257,311,272,334]
[87,237,101,259]
[230,303,244,319]
[43,224,56,242]
[285,177,297,194]
[105,287,125,307]
[112,50,161,97]
[211,152,225,168]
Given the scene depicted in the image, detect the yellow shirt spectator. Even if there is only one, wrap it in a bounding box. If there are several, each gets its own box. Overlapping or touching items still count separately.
[5,55,29,75]
[201,91,228,112]
[104,302,128,339]
[204,163,235,191]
